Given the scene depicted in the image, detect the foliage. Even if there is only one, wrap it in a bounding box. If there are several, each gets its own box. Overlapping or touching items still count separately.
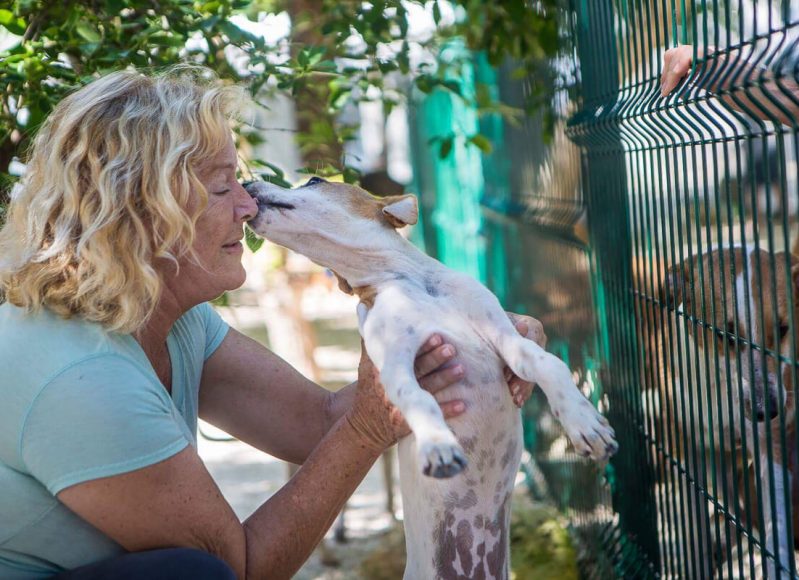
[509,494,578,580]
[0,0,566,212]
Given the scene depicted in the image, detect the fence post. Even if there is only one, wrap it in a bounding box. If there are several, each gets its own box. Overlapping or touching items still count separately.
[568,0,661,574]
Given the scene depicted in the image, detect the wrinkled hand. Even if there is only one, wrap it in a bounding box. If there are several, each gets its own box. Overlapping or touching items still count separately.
[661,45,717,97]
[505,312,547,408]
[345,336,467,451]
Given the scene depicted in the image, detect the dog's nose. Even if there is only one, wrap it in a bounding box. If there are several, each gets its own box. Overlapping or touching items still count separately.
[752,393,780,422]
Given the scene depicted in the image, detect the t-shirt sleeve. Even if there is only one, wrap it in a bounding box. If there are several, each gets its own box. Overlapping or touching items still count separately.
[200,302,229,360]
[20,355,191,495]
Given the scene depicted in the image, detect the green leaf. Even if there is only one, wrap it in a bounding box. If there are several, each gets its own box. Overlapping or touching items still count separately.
[211,292,230,306]
[251,159,284,179]
[76,21,102,43]
[343,166,361,184]
[468,134,493,154]
[0,10,26,35]
[245,225,265,253]
[297,49,309,68]
[439,136,453,159]
[443,80,462,96]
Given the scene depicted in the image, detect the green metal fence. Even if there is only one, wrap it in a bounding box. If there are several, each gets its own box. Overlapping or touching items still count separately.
[411,0,799,578]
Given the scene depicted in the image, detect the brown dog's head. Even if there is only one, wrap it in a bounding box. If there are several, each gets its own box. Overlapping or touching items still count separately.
[665,248,799,423]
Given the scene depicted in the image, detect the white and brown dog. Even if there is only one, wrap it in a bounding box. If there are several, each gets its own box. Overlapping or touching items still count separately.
[246,178,618,579]
[664,247,799,577]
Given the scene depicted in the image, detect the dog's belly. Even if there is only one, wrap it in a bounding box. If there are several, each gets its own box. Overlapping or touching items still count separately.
[398,351,522,580]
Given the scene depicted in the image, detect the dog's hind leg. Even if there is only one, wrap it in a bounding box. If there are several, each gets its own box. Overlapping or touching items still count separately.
[487,321,618,461]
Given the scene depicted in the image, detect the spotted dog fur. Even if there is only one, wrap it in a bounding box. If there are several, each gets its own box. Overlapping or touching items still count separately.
[246,179,617,579]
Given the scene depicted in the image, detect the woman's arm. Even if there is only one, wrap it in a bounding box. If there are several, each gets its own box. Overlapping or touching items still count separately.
[57,359,401,580]
[200,313,546,462]
[198,327,466,464]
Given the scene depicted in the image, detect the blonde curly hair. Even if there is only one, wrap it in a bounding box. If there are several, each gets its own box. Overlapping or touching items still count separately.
[0,66,248,333]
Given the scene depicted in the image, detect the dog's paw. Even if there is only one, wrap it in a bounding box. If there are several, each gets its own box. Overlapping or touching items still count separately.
[418,437,468,478]
[556,400,618,461]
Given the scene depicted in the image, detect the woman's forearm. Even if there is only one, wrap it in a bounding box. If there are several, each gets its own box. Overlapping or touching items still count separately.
[241,414,381,579]
[700,50,799,126]
[324,383,357,433]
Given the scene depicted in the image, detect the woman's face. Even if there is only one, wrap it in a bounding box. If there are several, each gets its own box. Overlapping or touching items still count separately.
[165,138,257,305]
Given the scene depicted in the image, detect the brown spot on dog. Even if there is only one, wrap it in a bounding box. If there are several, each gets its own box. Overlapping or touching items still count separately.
[352,284,378,309]
[455,520,474,576]
[461,435,478,454]
[500,438,518,469]
[425,279,441,297]
[434,510,471,580]
[474,514,484,529]
[445,489,478,511]
[492,431,507,446]
[485,493,511,577]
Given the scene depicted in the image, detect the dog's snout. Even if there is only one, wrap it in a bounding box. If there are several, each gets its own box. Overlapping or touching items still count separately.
[750,391,780,422]
[242,181,258,199]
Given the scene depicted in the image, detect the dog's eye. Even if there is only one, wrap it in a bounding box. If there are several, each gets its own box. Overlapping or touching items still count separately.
[303,176,327,187]
[779,324,791,340]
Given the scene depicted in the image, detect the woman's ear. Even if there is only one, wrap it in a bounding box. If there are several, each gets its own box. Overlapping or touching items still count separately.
[382,194,418,228]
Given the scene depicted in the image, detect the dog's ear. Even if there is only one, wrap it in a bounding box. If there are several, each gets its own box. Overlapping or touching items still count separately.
[792,262,799,297]
[382,194,418,228]
[663,262,690,310]
[332,271,354,295]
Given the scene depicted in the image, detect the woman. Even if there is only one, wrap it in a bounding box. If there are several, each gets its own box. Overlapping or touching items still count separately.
[0,66,542,579]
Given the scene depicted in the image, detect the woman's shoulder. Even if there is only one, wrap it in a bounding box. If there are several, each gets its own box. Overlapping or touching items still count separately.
[0,302,147,389]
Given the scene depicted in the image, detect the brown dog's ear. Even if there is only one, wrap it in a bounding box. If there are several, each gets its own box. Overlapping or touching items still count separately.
[382,194,418,228]
[792,262,799,296]
[663,263,690,310]
[332,271,354,295]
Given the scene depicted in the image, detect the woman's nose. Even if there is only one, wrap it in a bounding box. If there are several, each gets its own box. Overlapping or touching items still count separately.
[235,183,258,221]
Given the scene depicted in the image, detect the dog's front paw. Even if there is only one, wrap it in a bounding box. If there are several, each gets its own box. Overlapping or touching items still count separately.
[556,401,618,461]
[418,436,468,478]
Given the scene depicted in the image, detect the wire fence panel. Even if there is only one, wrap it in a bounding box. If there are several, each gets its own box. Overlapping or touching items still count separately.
[565,0,799,577]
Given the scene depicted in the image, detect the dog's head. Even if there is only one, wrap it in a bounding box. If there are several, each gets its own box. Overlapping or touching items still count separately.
[245,177,417,271]
[664,248,799,423]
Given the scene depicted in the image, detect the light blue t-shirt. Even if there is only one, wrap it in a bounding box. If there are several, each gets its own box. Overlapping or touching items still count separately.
[0,301,229,579]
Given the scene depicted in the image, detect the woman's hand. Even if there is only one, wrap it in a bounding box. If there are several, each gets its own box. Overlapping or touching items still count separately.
[505,313,547,407]
[345,336,467,451]
[661,45,697,96]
